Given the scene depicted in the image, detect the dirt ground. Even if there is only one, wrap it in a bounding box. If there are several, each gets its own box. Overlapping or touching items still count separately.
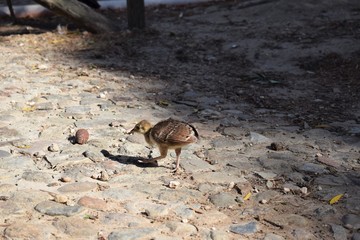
[0,0,360,239]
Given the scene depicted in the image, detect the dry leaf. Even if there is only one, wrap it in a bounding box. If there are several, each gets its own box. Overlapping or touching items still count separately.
[329,193,344,205]
[243,192,252,201]
[22,106,36,112]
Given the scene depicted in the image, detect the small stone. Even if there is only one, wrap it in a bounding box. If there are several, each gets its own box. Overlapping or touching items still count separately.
[228,182,235,190]
[75,129,89,145]
[169,181,180,189]
[48,143,60,152]
[234,180,252,196]
[260,199,268,204]
[53,194,68,204]
[99,171,110,181]
[342,214,360,230]
[300,187,308,194]
[110,121,122,127]
[230,222,260,234]
[60,176,72,182]
[270,142,286,151]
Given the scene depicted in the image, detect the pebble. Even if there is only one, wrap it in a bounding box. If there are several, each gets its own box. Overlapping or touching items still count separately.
[48,143,60,152]
[230,221,260,234]
[168,180,180,189]
[35,201,85,216]
[60,176,72,182]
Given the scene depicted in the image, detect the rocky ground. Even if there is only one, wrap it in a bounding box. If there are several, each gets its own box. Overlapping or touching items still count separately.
[0,0,360,239]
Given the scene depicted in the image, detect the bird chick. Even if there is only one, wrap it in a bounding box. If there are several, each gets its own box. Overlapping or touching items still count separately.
[129,118,199,172]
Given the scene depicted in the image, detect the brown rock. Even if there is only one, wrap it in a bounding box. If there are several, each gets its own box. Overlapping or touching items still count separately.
[78,196,108,210]
[75,129,89,145]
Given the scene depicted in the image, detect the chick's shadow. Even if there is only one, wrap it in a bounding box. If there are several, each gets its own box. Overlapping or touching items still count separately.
[100,149,161,168]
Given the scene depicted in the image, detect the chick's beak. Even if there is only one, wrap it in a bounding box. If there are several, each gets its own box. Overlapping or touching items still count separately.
[128,126,138,134]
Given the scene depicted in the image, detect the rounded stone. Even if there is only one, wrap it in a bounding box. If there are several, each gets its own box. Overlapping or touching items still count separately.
[78,196,108,210]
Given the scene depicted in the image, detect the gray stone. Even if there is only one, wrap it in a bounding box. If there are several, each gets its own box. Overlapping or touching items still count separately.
[103,188,147,201]
[4,222,55,240]
[209,192,237,208]
[291,228,315,239]
[314,175,349,186]
[192,171,244,184]
[211,137,243,149]
[230,221,260,234]
[180,154,215,173]
[53,217,98,237]
[35,201,85,216]
[352,233,360,240]
[165,221,197,236]
[210,230,230,240]
[145,204,169,218]
[102,213,151,227]
[250,132,271,143]
[64,105,91,114]
[36,102,54,110]
[255,171,277,180]
[58,182,97,193]
[254,190,279,203]
[108,228,156,240]
[173,205,195,219]
[298,162,329,174]
[0,156,36,170]
[330,224,348,240]
[272,214,309,228]
[313,205,336,219]
[44,153,71,168]
[342,214,360,230]
[263,233,285,240]
[22,171,53,182]
[0,150,11,158]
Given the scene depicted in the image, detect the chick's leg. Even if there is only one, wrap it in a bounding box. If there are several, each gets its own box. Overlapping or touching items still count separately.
[173,148,182,172]
[141,146,168,163]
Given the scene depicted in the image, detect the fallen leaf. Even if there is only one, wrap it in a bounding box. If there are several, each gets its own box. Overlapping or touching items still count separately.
[22,106,36,112]
[243,192,251,201]
[329,193,344,205]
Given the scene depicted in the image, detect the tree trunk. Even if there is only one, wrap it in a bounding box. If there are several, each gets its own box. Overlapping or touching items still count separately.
[33,0,119,33]
[127,0,145,29]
